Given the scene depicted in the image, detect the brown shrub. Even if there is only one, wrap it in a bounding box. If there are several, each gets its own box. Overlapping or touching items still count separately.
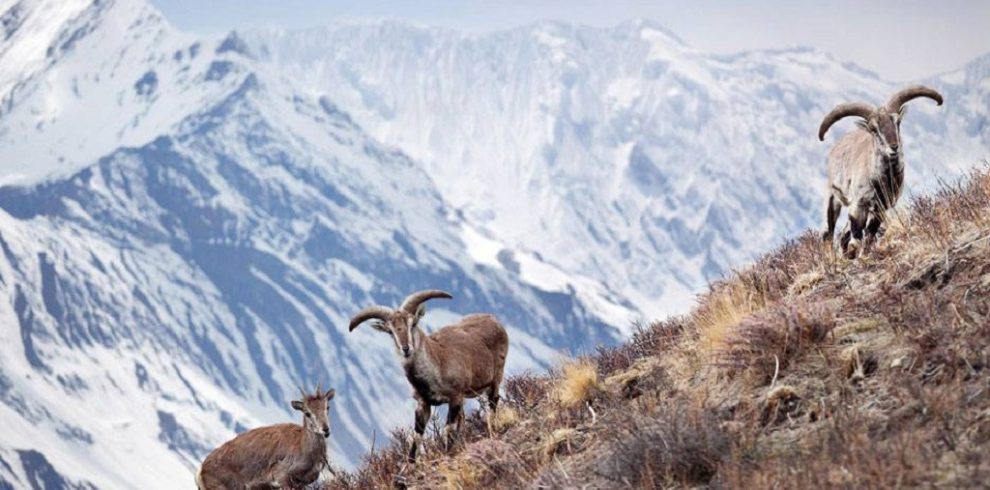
[438,440,530,489]
[722,303,836,385]
[590,404,729,487]
[502,371,550,411]
[597,318,685,376]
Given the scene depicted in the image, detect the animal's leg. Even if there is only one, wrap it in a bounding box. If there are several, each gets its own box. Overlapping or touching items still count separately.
[448,398,465,431]
[408,395,431,462]
[863,211,884,256]
[822,194,841,252]
[845,204,868,259]
[485,383,501,437]
[283,459,322,489]
[839,222,851,253]
[444,397,465,451]
[487,385,500,413]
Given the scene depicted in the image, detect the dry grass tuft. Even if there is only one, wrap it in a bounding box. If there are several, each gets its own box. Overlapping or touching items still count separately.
[603,357,659,396]
[554,358,602,409]
[832,317,886,339]
[489,405,519,433]
[692,282,767,354]
[787,269,825,296]
[436,439,529,489]
[438,458,482,489]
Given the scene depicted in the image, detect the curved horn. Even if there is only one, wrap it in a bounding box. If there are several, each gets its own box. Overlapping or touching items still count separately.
[400,289,453,314]
[818,102,875,141]
[348,306,393,331]
[886,85,943,112]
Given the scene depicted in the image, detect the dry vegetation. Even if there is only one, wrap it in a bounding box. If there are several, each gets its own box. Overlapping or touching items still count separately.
[320,165,990,489]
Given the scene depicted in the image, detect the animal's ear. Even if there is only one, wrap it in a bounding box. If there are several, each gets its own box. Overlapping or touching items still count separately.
[856,120,870,131]
[371,320,389,333]
[897,106,908,120]
[413,305,426,323]
[291,400,304,411]
[324,389,336,401]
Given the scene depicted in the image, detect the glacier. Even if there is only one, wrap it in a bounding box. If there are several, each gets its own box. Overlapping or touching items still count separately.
[0,0,987,487]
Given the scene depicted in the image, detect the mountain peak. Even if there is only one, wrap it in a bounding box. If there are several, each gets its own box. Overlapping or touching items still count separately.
[621,18,686,45]
[216,30,252,58]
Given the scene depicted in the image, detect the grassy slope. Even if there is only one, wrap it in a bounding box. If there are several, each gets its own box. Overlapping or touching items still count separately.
[323,166,990,489]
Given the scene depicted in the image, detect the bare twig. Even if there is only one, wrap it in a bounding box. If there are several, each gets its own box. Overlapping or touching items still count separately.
[770,355,780,389]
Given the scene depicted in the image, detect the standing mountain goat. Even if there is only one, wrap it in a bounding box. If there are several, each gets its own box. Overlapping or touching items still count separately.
[348,290,509,461]
[196,386,335,490]
[818,85,944,258]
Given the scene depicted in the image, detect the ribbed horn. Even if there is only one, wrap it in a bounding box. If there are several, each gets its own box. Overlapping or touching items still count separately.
[400,289,453,314]
[886,85,943,113]
[348,306,393,331]
[818,102,875,141]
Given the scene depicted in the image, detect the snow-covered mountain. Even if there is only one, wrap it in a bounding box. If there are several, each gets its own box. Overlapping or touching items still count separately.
[246,21,990,320]
[0,0,988,487]
[0,1,619,487]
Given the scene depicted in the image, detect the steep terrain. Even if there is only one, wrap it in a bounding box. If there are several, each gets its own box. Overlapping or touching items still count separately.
[324,166,990,489]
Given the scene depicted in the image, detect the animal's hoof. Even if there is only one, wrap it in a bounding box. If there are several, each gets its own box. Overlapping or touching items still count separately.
[844,241,860,259]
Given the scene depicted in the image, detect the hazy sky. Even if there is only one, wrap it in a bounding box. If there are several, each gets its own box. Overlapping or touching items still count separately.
[150,0,990,81]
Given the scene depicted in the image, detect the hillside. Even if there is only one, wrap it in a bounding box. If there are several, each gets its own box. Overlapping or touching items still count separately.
[323,165,990,488]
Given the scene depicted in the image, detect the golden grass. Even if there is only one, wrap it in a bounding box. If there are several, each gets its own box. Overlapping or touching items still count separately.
[883,207,911,237]
[489,405,520,433]
[832,318,886,339]
[692,283,767,355]
[787,270,825,297]
[604,357,658,391]
[438,458,483,490]
[554,359,601,409]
